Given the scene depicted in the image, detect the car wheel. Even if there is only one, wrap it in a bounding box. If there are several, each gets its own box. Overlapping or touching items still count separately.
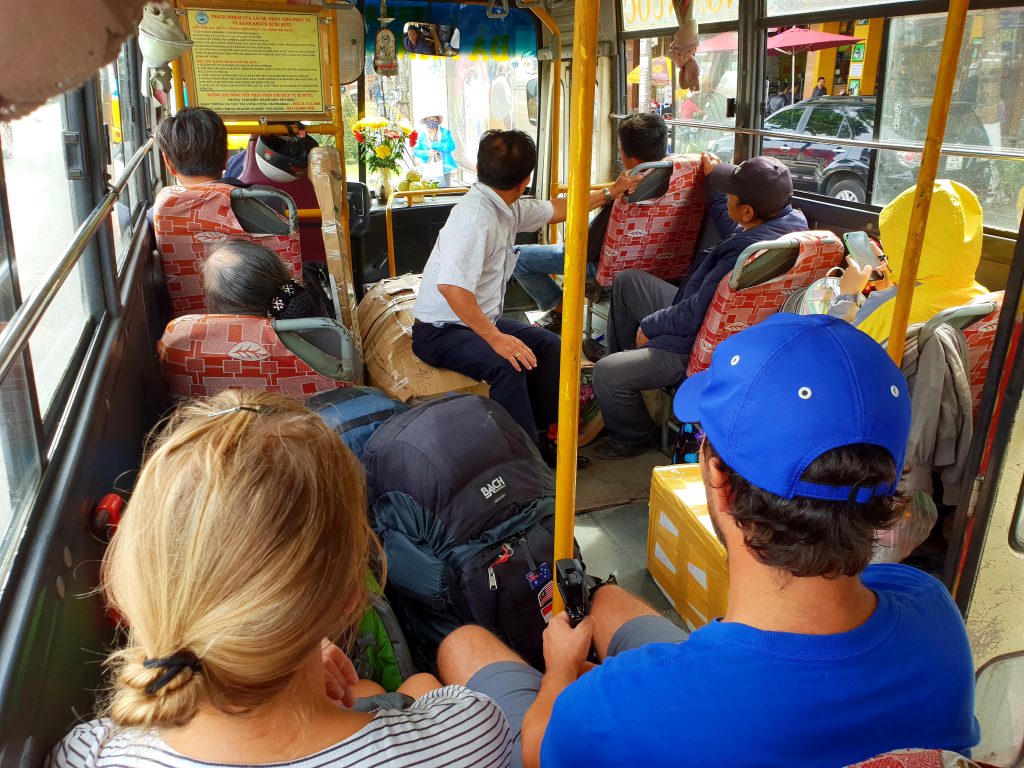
[828,177,866,203]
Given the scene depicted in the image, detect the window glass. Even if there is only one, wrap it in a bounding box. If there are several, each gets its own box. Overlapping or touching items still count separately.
[0,358,42,584]
[765,108,802,132]
[625,31,739,158]
[767,0,920,14]
[974,653,1024,766]
[100,58,133,265]
[4,99,92,414]
[805,107,846,137]
[874,9,1024,231]
[361,2,538,193]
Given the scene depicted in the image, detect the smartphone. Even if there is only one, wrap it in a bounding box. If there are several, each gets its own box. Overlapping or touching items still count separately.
[843,231,885,282]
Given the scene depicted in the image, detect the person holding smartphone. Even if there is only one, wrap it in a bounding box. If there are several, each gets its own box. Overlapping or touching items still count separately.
[828,179,988,343]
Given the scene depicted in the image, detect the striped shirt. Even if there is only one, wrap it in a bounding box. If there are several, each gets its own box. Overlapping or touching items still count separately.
[48,686,511,768]
[413,183,554,325]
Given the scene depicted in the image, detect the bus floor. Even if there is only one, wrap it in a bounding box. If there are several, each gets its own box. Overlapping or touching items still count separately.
[577,501,686,629]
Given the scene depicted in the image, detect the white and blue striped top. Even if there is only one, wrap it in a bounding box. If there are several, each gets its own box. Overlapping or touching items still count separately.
[48,687,511,768]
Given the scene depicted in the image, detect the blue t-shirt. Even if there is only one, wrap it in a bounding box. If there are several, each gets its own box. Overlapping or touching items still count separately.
[541,564,979,767]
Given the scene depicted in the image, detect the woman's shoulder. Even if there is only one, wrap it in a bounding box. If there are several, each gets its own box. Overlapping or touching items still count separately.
[331,685,511,767]
[47,719,161,768]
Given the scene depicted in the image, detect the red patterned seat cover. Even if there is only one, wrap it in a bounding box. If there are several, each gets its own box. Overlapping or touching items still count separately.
[596,154,706,287]
[154,182,302,317]
[686,231,845,376]
[157,314,351,400]
[845,749,981,768]
[961,291,1004,414]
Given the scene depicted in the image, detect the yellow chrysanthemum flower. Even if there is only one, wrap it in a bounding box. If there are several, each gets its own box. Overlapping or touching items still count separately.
[375,145,392,159]
[364,116,389,129]
[399,120,414,135]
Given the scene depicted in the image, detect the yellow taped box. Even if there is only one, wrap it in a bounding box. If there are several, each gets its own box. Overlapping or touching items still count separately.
[647,464,729,631]
[357,274,489,403]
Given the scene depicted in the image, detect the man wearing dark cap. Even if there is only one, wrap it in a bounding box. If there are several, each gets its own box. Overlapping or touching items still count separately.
[437,315,978,768]
[586,152,808,459]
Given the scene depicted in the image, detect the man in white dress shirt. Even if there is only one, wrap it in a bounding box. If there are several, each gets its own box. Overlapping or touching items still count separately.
[412,129,634,464]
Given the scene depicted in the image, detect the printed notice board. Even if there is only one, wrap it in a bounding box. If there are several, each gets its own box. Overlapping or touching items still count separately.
[184,8,328,119]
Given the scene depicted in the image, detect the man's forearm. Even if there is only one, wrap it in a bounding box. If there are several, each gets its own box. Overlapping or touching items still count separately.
[437,285,499,341]
[549,189,613,224]
[521,668,576,768]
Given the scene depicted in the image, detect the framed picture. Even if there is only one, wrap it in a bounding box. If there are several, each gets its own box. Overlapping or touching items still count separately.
[857,18,870,26]
[852,42,866,62]
[848,78,861,95]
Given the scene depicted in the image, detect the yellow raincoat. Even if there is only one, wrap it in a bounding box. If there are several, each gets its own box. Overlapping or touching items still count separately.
[856,180,988,343]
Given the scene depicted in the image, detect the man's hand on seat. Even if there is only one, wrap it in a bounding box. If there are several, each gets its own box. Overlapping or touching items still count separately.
[610,170,642,200]
[487,331,538,372]
[636,327,650,348]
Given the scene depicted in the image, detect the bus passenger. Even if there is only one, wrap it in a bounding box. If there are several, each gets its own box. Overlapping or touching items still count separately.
[203,239,330,320]
[830,180,987,343]
[586,152,806,460]
[155,106,238,189]
[49,391,513,768]
[414,114,457,187]
[411,129,636,466]
[437,315,979,768]
[512,113,670,333]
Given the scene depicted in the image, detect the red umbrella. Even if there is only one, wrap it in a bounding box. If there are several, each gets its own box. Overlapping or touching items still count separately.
[700,31,738,53]
[766,27,862,96]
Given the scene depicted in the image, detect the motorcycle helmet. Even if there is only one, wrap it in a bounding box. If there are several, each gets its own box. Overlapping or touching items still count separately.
[254,134,319,183]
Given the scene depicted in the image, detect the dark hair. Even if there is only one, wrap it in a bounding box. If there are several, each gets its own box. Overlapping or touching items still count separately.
[476,130,537,190]
[204,240,293,315]
[817,76,826,83]
[704,439,904,578]
[618,113,668,163]
[154,107,228,178]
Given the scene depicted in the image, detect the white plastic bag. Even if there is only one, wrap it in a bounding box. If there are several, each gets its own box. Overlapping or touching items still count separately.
[872,491,939,564]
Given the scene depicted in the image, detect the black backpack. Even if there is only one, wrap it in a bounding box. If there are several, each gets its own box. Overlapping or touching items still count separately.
[363,394,582,670]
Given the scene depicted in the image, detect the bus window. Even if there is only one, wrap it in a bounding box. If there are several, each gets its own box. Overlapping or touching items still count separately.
[874,8,1024,232]
[767,0,882,12]
[624,31,738,156]
[3,99,93,414]
[361,2,538,189]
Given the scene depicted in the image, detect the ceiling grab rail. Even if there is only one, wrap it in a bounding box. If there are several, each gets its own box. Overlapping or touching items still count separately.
[552,0,598,614]
[0,139,154,383]
[886,0,971,367]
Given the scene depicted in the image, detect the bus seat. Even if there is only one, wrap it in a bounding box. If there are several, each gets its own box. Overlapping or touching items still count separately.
[687,231,844,376]
[157,314,355,400]
[959,292,1005,413]
[238,134,328,263]
[154,182,303,317]
[595,153,707,287]
[845,749,984,767]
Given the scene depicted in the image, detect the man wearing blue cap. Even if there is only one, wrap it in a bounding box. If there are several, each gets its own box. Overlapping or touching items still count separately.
[437,315,978,768]
[587,152,808,460]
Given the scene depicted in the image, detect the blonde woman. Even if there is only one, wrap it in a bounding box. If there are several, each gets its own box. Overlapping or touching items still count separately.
[48,391,512,768]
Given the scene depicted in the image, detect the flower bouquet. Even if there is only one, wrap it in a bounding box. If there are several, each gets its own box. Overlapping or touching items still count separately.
[351,116,417,199]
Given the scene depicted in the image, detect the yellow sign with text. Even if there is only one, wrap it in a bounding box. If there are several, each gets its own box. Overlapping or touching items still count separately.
[185,8,326,118]
[620,0,738,33]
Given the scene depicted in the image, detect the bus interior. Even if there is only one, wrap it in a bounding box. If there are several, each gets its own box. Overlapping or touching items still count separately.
[0,0,1023,765]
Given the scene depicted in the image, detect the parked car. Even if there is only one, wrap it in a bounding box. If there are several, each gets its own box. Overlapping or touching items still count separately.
[708,96,991,206]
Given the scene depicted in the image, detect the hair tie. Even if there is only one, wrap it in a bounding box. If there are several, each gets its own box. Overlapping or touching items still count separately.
[206,405,265,418]
[143,652,202,694]
[268,279,302,319]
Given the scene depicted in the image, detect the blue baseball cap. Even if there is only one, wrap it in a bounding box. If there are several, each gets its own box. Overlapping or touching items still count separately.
[674,314,911,502]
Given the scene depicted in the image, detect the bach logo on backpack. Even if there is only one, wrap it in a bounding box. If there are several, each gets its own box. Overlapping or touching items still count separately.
[480,476,507,502]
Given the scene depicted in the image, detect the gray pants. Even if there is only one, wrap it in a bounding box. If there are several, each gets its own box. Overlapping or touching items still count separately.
[596,270,689,446]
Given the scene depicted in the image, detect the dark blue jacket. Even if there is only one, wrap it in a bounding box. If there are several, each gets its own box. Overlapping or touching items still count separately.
[639,184,808,355]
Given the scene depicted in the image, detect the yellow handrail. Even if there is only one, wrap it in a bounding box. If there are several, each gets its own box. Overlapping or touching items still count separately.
[531,7,562,245]
[296,208,322,221]
[552,0,598,614]
[385,188,470,278]
[886,0,971,366]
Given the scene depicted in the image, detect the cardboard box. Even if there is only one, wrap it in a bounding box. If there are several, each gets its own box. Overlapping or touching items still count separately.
[647,464,729,631]
[357,275,488,403]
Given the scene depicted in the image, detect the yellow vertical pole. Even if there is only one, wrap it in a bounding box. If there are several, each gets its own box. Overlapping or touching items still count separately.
[552,0,598,614]
[532,8,562,245]
[328,9,354,274]
[887,0,970,366]
[171,59,185,111]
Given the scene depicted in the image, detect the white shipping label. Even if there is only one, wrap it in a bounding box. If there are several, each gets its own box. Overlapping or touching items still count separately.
[688,562,708,590]
[658,511,679,538]
[654,542,677,574]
